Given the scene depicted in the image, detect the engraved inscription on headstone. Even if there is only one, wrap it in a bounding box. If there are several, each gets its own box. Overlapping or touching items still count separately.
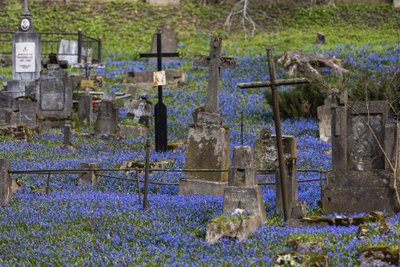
[40,79,65,111]
[351,114,382,159]
[15,42,36,73]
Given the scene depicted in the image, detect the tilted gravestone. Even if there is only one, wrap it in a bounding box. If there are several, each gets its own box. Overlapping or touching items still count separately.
[253,128,305,217]
[179,37,236,196]
[206,146,266,244]
[322,91,400,213]
[37,64,73,128]
[95,93,119,135]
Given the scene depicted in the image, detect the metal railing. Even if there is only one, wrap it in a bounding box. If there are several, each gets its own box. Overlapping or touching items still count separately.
[0,29,102,63]
[9,167,327,190]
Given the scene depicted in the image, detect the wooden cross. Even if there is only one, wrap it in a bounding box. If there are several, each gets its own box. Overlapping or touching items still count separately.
[140,29,179,152]
[237,47,309,222]
[193,37,236,114]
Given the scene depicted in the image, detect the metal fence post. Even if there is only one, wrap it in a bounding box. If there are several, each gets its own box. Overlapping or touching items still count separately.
[77,28,83,64]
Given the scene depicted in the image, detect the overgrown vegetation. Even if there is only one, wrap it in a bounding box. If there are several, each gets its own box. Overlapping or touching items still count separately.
[1,0,400,62]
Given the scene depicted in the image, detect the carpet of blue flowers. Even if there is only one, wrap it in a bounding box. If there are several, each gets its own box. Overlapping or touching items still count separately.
[1,45,400,266]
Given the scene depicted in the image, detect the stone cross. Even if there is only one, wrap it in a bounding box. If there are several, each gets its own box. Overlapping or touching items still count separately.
[140,28,179,152]
[193,37,236,114]
[23,0,29,14]
[237,47,309,221]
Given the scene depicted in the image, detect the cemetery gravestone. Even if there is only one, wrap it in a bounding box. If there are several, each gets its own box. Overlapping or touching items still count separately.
[395,0,400,8]
[58,39,78,65]
[95,93,119,135]
[253,128,301,214]
[78,93,93,124]
[37,64,73,128]
[206,146,266,244]
[322,92,400,213]
[179,37,236,196]
[12,0,41,82]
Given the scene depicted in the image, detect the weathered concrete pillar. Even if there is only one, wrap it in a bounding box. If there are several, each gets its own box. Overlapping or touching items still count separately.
[0,159,12,205]
[78,162,100,185]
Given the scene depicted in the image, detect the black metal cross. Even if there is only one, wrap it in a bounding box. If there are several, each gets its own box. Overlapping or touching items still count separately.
[140,29,179,152]
[193,37,236,114]
[237,47,309,222]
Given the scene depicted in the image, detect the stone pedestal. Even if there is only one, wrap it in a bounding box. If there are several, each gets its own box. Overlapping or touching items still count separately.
[179,111,230,196]
[0,159,12,205]
[78,162,100,185]
[395,0,400,8]
[322,170,398,213]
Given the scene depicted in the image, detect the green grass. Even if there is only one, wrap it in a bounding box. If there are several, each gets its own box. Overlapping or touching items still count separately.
[1,0,400,83]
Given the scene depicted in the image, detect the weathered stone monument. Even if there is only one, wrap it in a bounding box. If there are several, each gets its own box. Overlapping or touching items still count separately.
[37,63,73,128]
[7,0,40,99]
[317,95,335,141]
[179,37,236,196]
[253,128,303,216]
[95,93,119,135]
[206,146,266,243]
[322,91,400,213]
[394,0,400,8]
